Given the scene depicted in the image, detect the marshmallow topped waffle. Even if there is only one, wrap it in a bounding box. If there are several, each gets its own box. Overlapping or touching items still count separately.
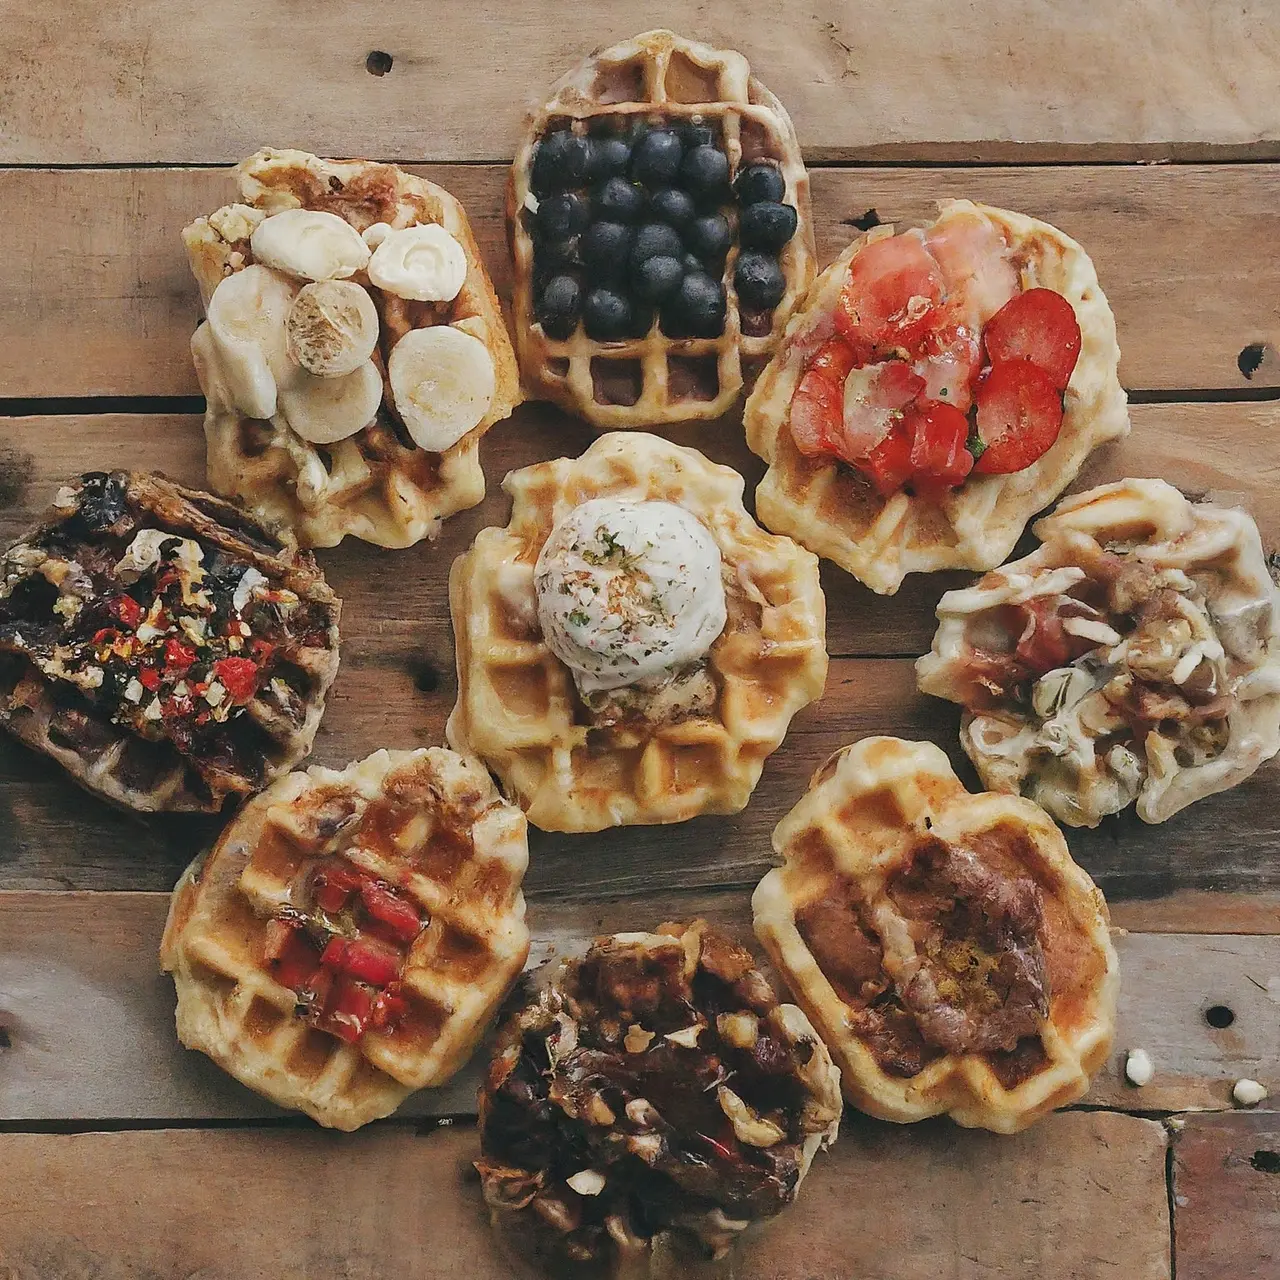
[447,432,827,832]
[0,472,340,813]
[476,920,841,1274]
[917,479,1280,827]
[753,737,1118,1133]
[510,30,815,428]
[161,747,531,1130]
[745,200,1130,594]
[184,147,521,549]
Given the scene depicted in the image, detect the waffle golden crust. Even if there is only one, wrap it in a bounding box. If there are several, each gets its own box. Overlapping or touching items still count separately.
[917,478,1280,827]
[476,920,841,1275]
[0,471,340,813]
[184,147,521,549]
[510,29,815,428]
[744,200,1130,594]
[160,747,531,1130]
[752,737,1118,1133]
[447,433,827,832]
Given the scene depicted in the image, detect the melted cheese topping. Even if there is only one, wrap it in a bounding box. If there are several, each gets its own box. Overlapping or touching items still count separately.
[534,498,727,694]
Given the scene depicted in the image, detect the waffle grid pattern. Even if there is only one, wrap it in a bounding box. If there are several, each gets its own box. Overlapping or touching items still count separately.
[509,29,815,428]
[752,736,1119,1133]
[744,200,1131,595]
[447,433,827,831]
[185,148,522,549]
[161,747,530,1129]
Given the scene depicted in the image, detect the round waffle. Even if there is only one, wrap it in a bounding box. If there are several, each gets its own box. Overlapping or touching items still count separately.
[744,200,1130,594]
[0,471,340,813]
[160,746,531,1131]
[753,737,1118,1133]
[475,919,841,1275]
[917,478,1280,826]
[184,147,522,549]
[447,432,828,831]
[509,29,815,429]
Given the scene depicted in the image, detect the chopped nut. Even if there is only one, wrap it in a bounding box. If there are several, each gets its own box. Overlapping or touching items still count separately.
[624,1097,657,1127]
[626,1132,664,1164]
[1125,1048,1154,1087]
[664,1023,704,1048]
[1232,1078,1268,1107]
[717,1011,760,1050]
[623,1023,655,1054]
[718,1085,786,1148]
[566,1169,607,1197]
[586,1094,616,1127]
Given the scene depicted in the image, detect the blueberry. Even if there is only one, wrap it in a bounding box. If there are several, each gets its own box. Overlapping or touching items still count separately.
[630,222,685,269]
[739,201,799,251]
[580,221,634,284]
[533,192,590,242]
[734,252,787,309]
[536,275,582,338]
[682,122,716,149]
[682,252,706,275]
[664,272,727,338]
[680,145,730,201]
[587,136,631,181]
[630,129,683,185]
[648,187,696,229]
[583,288,633,340]
[734,163,786,205]
[535,234,581,274]
[633,254,685,303]
[594,176,645,224]
[531,130,591,195]
[685,213,732,265]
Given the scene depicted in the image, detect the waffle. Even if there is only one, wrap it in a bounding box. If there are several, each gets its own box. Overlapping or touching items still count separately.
[752,737,1118,1133]
[476,920,842,1275]
[184,147,521,549]
[509,29,815,428]
[160,746,531,1130]
[744,199,1130,594]
[447,432,827,831]
[0,471,340,813]
[917,478,1280,826]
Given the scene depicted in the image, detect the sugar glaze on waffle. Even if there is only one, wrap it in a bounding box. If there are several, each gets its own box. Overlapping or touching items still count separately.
[161,747,531,1130]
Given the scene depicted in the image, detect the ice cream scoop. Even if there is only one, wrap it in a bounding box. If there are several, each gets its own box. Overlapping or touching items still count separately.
[534,497,727,693]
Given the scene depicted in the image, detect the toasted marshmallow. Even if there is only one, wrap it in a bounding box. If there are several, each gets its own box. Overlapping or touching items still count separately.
[534,498,727,694]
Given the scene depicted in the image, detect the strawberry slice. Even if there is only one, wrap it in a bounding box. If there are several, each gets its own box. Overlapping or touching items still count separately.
[838,361,924,463]
[321,935,401,987]
[858,421,915,497]
[789,369,844,456]
[807,336,859,384]
[835,233,945,353]
[972,359,1065,475]
[904,401,974,499]
[983,288,1082,390]
[360,881,423,945]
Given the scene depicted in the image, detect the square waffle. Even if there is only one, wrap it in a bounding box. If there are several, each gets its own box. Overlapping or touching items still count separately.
[917,478,1280,826]
[744,200,1131,594]
[0,471,340,813]
[509,29,815,428]
[753,737,1119,1133]
[184,147,522,549]
[160,747,531,1130]
[447,432,828,831]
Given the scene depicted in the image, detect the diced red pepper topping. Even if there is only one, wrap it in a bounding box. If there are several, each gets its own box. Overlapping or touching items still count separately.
[109,595,143,630]
[320,935,401,988]
[212,656,259,703]
[859,422,916,498]
[138,667,162,692]
[92,628,118,647]
[163,638,197,674]
[983,288,1082,391]
[249,638,276,663]
[904,401,974,500]
[972,359,1065,475]
[267,923,323,992]
[835,233,945,353]
[360,881,423,945]
[319,977,376,1044]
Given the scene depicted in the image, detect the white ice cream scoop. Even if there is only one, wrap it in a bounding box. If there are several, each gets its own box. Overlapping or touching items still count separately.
[534,498,727,694]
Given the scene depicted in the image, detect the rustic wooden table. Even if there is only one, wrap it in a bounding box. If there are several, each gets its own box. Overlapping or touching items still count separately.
[1,3,1278,1277]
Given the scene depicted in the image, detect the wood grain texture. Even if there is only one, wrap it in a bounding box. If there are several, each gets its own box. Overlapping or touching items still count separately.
[1173,1113,1280,1280]
[5,163,1280,398]
[4,0,1280,164]
[1,891,1275,1123]
[0,1113,1170,1280]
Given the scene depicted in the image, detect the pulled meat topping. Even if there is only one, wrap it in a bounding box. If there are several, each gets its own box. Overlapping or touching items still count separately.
[476,921,840,1270]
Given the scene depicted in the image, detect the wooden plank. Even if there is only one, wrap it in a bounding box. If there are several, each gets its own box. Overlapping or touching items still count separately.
[5,164,1280,398]
[0,891,1275,1122]
[0,1112,1169,1280]
[4,0,1280,164]
[3,399,1279,671]
[1174,1113,1280,1280]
